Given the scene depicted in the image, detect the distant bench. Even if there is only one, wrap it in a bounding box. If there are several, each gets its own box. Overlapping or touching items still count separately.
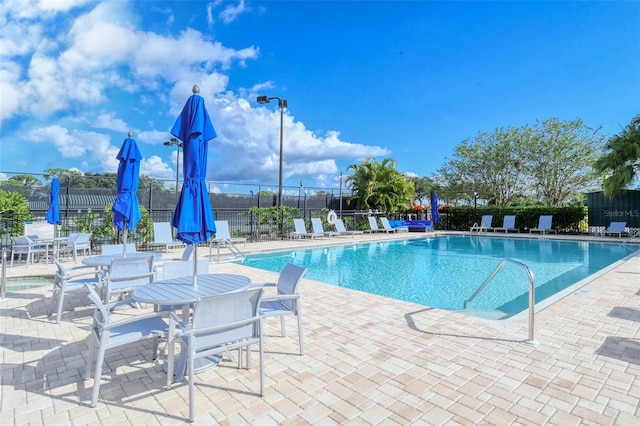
[389,220,433,232]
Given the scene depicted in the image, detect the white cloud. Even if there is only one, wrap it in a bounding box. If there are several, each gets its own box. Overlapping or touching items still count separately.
[92,112,129,132]
[219,0,248,24]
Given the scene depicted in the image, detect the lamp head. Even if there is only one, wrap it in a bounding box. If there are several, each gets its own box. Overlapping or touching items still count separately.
[256,95,269,104]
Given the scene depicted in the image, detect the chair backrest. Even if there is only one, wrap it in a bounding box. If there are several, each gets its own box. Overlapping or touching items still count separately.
[162,260,209,279]
[11,236,32,251]
[368,216,380,230]
[74,233,91,248]
[153,222,175,244]
[380,217,393,229]
[608,221,626,232]
[276,263,307,309]
[67,232,80,244]
[311,218,324,234]
[213,220,231,240]
[108,255,154,287]
[480,215,493,228]
[334,218,347,232]
[102,243,136,255]
[191,288,263,347]
[84,283,111,326]
[538,215,553,230]
[52,256,67,280]
[502,215,516,228]
[293,218,308,234]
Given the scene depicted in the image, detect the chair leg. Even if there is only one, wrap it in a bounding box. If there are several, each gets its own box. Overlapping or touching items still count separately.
[280,315,286,337]
[297,311,304,356]
[55,287,65,324]
[90,341,107,407]
[188,353,195,423]
[85,336,97,379]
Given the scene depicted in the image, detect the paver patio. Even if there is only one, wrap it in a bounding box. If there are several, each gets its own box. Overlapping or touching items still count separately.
[1,232,638,424]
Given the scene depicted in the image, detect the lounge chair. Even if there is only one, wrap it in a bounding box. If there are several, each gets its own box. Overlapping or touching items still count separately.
[530,215,557,235]
[367,216,393,233]
[333,218,364,237]
[209,220,247,247]
[290,218,324,239]
[600,221,627,237]
[492,215,519,233]
[152,222,185,253]
[470,215,493,233]
[311,217,339,238]
[381,217,407,233]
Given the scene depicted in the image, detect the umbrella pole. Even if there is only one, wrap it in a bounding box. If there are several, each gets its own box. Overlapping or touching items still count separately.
[122,226,128,258]
[193,244,198,286]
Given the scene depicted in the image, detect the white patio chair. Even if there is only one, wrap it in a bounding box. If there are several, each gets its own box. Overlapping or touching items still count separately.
[101,243,136,255]
[600,221,627,237]
[381,217,406,233]
[50,256,102,323]
[252,263,307,355]
[530,215,557,235]
[10,235,49,267]
[333,218,364,237]
[102,255,155,303]
[470,215,493,233]
[166,288,264,423]
[84,284,168,408]
[152,222,185,253]
[311,217,339,238]
[493,215,519,233]
[290,218,323,239]
[58,232,92,262]
[161,259,209,280]
[367,216,390,233]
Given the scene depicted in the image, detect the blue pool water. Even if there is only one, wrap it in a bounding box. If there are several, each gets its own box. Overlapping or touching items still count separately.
[243,236,639,318]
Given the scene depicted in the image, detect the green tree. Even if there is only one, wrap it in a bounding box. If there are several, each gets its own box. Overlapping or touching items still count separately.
[409,176,434,205]
[525,118,602,206]
[0,174,42,189]
[594,115,640,197]
[346,157,413,212]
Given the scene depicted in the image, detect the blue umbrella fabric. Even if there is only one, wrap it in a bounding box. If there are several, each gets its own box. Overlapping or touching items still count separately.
[46,177,60,225]
[431,191,440,224]
[170,86,217,245]
[112,135,142,234]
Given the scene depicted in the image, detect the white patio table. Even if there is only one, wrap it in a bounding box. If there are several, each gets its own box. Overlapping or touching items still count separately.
[131,273,252,381]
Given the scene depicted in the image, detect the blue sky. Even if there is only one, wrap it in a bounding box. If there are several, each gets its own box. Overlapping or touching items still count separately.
[1,0,639,194]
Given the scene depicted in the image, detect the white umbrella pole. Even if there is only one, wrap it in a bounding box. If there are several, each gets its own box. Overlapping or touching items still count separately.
[193,244,198,286]
[122,226,128,258]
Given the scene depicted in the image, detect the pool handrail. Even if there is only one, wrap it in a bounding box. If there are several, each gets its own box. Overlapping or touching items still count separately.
[621,229,640,245]
[463,258,538,345]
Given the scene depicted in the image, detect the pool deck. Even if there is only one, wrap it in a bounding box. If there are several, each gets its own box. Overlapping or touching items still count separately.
[1,231,639,424]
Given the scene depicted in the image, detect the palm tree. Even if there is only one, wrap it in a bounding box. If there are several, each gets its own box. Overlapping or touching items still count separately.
[346,157,413,212]
[594,115,640,197]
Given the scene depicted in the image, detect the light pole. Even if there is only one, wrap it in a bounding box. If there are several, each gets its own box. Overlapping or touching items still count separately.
[163,137,183,200]
[256,95,287,210]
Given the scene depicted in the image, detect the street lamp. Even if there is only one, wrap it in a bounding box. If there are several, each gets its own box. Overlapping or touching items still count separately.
[256,95,287,210]
[163,137,183,200]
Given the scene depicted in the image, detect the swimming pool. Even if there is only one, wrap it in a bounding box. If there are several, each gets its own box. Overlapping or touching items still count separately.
[243,236,639,319]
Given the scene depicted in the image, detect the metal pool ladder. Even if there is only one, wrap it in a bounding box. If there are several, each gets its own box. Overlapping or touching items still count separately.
[622,229,640,245]
[463,258,538,346]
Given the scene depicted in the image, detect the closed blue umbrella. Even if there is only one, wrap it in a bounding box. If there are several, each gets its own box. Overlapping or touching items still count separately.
[46,177,60,226]
[171,85,217,282]
[431,191,440,224]
[112,132,142,256]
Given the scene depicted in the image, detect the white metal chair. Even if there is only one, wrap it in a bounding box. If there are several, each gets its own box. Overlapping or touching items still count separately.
[101,243,136,255]
[166,288,264,423]
[152,222,185,253]
[161,259,209,280]
[311,217,339,238]
[290,218,323,239]
[253,263,307,356]
[59,232,92,262]
[84,284,168,408]
[493,215,520,233]
[50,257,102,323]
[209,220,247,260]
[381,217,406,233]
[530,215,557,235]
[367,216,393,233]
[102,255,155,303]
[470,215,493,233]
[333,218,364,237]
[10,235,49,267]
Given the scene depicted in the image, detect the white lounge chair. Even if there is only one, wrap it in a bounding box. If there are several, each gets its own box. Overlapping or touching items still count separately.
[493,215,519,233]
[290,218,323,239]
[367,216,393,233]
[600,221,627,237]
[530,215,557,235]
[311,217,339,238]
[333,218,364,237]
[381,217,407,233]
[209,220,246,247]
[470,215,493,233]
[152,222,185,253]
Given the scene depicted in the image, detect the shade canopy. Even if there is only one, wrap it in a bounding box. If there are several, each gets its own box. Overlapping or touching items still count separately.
[431,191,440,224]
[170,91,217,244]
[112,136,142,232]
[46,177,60,225]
